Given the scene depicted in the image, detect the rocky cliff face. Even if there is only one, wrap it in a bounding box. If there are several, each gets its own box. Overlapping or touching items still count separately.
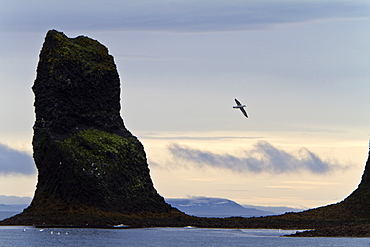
[285,151,370,237]
[298,151,370,221]
[33,30,127,137]
[333,151,370,218]
[2,30,175,226]
[253,151,370,226]
[2,29,370,233]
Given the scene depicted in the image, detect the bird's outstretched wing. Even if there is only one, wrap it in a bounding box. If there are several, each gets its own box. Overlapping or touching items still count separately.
[240,107,248,118]
[235,98,242,106]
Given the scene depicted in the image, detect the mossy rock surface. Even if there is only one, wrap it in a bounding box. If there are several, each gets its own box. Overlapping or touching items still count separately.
[4,30,370,234]
[33,30,128,136]
[32,129,172,215]
[1,30,174,226]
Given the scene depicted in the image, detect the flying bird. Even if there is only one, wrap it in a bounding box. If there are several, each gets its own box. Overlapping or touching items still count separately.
[233,98,248,118]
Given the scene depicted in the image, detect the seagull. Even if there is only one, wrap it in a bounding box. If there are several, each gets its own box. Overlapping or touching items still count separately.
[233,98,248,118]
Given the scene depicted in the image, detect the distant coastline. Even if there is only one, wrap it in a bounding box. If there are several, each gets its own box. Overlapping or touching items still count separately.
[0,196,303,219]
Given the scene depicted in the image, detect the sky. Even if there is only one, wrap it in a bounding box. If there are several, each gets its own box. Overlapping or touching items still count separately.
[1,0,370,209]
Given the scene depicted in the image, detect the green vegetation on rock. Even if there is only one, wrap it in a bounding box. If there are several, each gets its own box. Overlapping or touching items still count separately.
[2,30,370,236]
[0,29,175,226]
[40,30,116,75]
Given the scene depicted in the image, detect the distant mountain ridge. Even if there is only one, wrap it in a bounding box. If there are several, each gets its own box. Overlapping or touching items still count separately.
[165,197,303,218]
[0,204,28,212]
[0,195,303,217]
[242,204,305,215]
[0,195,32,205]
[0,195,31,213]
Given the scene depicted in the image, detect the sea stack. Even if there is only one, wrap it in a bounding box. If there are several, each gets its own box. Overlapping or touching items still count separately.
[2,30,176,226]
[2,29,370,234]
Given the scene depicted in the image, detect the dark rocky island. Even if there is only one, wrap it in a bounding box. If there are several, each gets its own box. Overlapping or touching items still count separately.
[1,30,370,237]
[0,29,183,226]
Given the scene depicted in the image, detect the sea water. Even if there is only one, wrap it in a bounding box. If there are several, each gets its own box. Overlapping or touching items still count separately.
[1,213,370,246]
[0,226,369,247]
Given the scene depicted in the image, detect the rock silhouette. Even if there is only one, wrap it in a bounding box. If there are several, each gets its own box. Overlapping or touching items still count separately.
[1,30,176,226]
[2,30,370,235]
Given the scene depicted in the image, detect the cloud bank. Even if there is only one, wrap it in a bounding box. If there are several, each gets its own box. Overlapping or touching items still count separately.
[168,141,346,174]
[2,0,370,32]
[0,143,36,176]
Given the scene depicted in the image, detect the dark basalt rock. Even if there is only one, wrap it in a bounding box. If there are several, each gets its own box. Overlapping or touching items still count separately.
[264,151,370,237]
[1,30,176,226]
[33,29,128,137]
[2,29,370,235]
[340,151,370,217]
[296,150,370,221]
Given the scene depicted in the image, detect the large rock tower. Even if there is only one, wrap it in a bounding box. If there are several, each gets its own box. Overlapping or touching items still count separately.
[3,30,175,226]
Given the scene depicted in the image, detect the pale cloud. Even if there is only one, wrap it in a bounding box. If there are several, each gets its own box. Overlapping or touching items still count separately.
[167,141,348,174]
[0,143,36,175]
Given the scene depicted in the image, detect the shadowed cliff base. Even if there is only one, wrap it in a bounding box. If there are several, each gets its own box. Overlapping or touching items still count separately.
[1,30,370,237]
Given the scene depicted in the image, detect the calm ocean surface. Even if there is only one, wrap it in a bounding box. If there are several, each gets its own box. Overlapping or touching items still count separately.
[1,213,370,246]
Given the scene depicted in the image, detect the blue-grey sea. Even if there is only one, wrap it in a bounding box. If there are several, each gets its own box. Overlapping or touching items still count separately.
[1,212,370,247]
